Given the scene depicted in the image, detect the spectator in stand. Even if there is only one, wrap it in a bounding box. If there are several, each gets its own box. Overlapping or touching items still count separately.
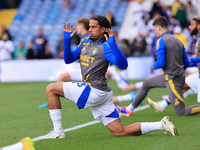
[56,33,63,58]
[105,10,116,27]
[0,25,12,40]
[173,26,187,51]
[26,41,36,59]
[187,35,197,56]
[168,16,180,34]
[147,12,161,36]
[13,42,26,59]
[186,1,197,23]
[176,3,187,28]
[70,30,80,50]
[129,30,147,57]
[32,28,52,59]
[89,10,95,19]
[171,0,181,16]
[62,0,73,9]
[132,0,148,26]
[162,5,172,21]
[149,0,163,19]
[137,15,148,36]
[0,34,14,62]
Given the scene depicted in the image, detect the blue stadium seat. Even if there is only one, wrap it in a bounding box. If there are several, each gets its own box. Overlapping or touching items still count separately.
[9,0,128,57]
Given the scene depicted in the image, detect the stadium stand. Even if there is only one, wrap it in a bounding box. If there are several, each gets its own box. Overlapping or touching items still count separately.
[8,0,129,56]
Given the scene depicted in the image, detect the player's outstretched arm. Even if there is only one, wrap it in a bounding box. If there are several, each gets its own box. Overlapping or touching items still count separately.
[63,22,81,64]
[104,28,128,69]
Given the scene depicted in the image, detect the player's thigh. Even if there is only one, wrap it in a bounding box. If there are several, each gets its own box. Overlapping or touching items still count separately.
[63,82,89,103]
[46,82,65,97]
[143,74,165,88]
[59,72,72,81]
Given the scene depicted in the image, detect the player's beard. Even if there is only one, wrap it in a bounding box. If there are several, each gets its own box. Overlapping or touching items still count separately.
[190,27,198,36]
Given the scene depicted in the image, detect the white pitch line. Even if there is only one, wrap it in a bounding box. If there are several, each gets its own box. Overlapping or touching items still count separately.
[32,104,151,142]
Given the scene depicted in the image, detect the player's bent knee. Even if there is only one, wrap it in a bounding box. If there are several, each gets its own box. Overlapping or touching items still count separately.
[121,88,128,92]
[46,83,57,95]
[58,72,71,82]
[175,110,186,116]
[141,79,149,88]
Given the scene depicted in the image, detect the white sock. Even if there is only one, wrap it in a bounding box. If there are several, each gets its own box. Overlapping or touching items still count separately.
[1,142,23,150]
[141,122,163,134]
[134,81,143,89]
[158,99,170,111]
[117,94,132,103]
[126,103,134,112]
[49,109,63,133]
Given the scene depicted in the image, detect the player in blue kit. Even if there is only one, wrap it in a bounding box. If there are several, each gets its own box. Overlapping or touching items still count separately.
[39,16,177,139]
[116,16,200,117]
[147,16,200,112]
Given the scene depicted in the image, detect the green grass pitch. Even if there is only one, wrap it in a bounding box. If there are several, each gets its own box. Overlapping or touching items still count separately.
[0,80,200,150]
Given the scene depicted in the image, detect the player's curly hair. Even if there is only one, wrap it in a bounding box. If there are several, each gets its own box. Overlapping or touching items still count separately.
[91,15,111,37]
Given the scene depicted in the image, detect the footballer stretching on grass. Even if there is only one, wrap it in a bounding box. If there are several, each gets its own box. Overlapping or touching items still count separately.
[0,16,178,150]
[39,16,177,139]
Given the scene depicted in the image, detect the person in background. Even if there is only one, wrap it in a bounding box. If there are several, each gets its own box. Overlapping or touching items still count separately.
[62,0,73,9]
[173,26,187,51]
[70,30,81,50]
[187,35,197,56]
[168,16,180,34]
[0,34,14,62]
[132,0,148,26]
[147,12,161,36]
[162,5,171,21]
[0,25,12,41]
[13,42,26,59]
[186,1,197,23]
[32,28,52,59]
[171,0,181,16]
[106,10,116,27]
[176,3,187,28]
[89,10,95,19]
[129,30,147,57]
[56,33,64,58]
[26,41,36,59]
[116,16,200,117]
[149,0,163,19]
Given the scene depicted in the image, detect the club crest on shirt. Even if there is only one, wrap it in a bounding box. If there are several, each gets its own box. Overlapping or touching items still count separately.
[93,48,98,54]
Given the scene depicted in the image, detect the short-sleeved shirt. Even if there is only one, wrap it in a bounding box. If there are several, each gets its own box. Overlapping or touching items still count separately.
[32,35,48,56]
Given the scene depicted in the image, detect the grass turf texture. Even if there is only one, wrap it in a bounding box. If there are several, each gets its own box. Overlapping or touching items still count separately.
[0,80,200,150]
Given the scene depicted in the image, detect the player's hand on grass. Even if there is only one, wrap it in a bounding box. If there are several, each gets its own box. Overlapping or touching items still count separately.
[63,22,77,38]
[104,28,114,40]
